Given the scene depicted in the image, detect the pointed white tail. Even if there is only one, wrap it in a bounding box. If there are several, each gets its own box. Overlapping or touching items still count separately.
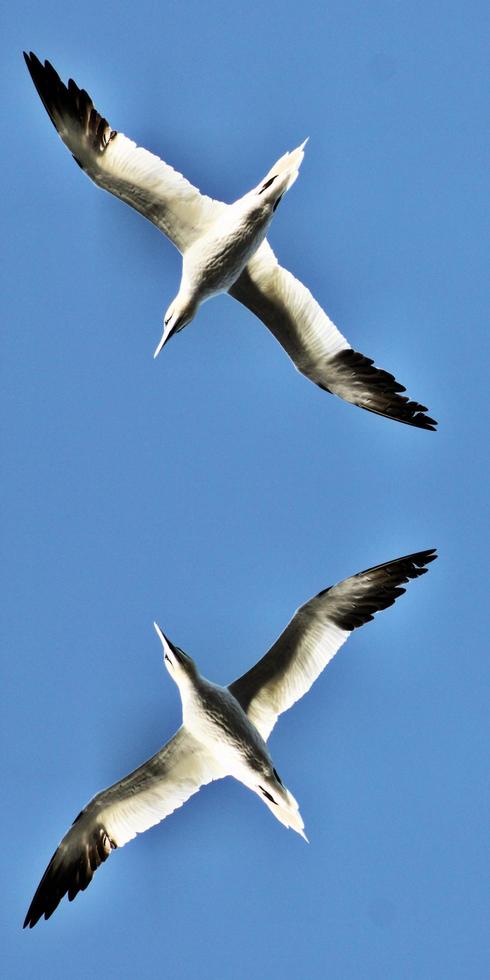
[258,139,308,198]
[258,781,308,841]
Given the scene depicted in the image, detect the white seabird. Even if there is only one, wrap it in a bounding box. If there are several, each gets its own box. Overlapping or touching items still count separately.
[24,53,436,429]
[24,549,436,927]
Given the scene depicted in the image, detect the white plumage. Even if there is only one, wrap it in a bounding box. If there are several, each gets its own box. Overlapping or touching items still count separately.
[24,550,436,927]
[24,53,436,429]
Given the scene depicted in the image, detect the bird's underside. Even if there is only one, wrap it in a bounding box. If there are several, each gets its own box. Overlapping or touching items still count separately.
[23,549,436,928]
[24,52,437,430]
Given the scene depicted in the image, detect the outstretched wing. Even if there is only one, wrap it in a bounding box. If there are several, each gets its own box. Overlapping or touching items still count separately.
[24,727,222,928]
[229,242,436,429]
[228,550,436,740]
[24,53,223,252]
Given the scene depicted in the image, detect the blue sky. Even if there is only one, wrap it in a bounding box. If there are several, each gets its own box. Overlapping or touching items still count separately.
[2,1,489,976]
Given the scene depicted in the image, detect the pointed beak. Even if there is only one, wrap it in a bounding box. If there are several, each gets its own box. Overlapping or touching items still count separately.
[153,322,175,359]
[153,621,164,641]
[153,622,182,664]
[153,621,171,658]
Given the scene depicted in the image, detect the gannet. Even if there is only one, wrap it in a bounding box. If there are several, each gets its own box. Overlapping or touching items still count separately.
[24,53,436,429]
[24,549,436,927]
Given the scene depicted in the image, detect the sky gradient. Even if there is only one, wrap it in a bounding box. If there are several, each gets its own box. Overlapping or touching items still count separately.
[3,1,490,977]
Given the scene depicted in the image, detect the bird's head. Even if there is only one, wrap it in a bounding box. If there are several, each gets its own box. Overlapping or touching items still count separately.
[153,622,198,686]
[154,295,199,358]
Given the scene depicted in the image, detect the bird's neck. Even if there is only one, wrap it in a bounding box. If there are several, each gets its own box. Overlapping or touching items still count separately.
[176,274,199,311]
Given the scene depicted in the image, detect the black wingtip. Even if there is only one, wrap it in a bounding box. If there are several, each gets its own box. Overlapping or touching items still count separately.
[23,910,38,930]
[323,348,438,431]
[23,52,116,156]
[363,548,438,578]
[23,51,44,76]
[23,822,116,929]
[326,549,437,632]
[23,51,33,78]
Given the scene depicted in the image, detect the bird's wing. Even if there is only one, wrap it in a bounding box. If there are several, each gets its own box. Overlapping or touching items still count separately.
[24,727,222,928]
[228,550,436,740]
[24,53,224,253]
[229,242,436,429]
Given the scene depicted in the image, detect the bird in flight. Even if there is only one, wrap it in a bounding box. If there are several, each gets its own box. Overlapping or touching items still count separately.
[24,549,436,927]
[24,53,436,429]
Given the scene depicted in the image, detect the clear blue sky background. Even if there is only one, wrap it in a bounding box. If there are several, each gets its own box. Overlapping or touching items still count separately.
[2,1,489,977]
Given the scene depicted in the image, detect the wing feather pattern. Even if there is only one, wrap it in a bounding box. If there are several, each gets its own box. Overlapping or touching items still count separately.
[229,243,437,429]
[23,53,222,252]
[25,54,437,427]
[229,550,437,740]
[24,727,222,927]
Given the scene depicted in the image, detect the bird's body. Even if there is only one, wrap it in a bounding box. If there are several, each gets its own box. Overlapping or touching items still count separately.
[187,153,303,296]
[184,201,274,303]
[23,550,436,927]
[158,147,306,353]
[158,627,306,835]
[24,53,437,428]
[181,676,269,772]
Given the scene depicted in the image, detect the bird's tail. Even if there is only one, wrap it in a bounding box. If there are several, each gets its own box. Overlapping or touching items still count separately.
[256,139,308,199]
[257,779,308,841]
